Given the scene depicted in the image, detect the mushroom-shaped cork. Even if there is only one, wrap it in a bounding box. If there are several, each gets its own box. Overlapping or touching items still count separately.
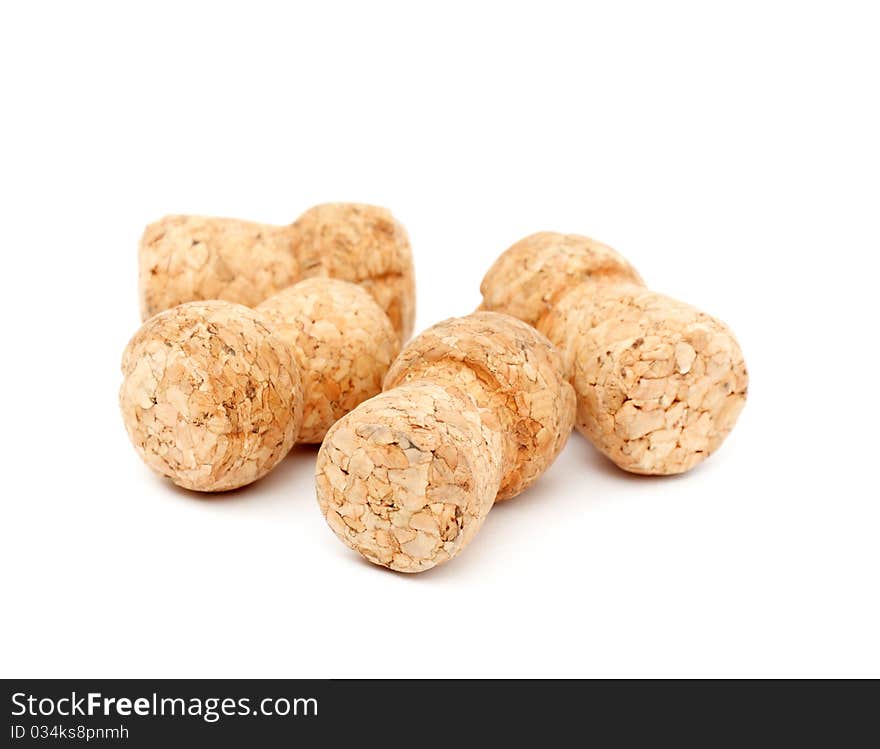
[316,312,576,572]
[480,232,748,475]
[121,278,400,492]
[138,203,416,342]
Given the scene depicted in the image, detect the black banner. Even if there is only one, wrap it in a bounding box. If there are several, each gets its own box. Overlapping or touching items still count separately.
[3,680,877,745]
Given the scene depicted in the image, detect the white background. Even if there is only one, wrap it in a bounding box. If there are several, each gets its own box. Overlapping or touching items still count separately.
[1,1,878,678]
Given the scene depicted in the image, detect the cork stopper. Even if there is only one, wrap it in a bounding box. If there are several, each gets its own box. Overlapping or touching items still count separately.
[257,277,400,443]
[120,301,302,492]
[543,282,747,474]
[480,232,748,475]
[478,231,643,329]
[138,203,415,342]
[122,277,401,491]
[316,312,575,572]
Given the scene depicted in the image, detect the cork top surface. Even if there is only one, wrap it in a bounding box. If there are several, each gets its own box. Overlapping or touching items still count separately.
[316,381,503,572]
[120,300,302,492]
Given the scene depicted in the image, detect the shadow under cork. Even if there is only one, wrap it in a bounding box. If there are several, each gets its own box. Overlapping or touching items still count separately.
[574,436,696,485]
[146,428,699,579]
[154,443,321,509]
[397,432,696,582]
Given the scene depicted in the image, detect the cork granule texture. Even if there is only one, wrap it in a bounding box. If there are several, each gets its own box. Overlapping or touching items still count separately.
[478,231,643,328]
[120,301,302,492]
[257,277,400,444]
[138,203,416,342]
[138,217,298,322]
[316,312,575,572]
[317,381,503,572]
[543,283,747,474]
[480,232,748,475]
[383,312,575,500]
[291,204,416,342]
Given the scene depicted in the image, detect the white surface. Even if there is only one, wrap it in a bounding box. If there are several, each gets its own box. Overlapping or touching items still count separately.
[1,1,878,678]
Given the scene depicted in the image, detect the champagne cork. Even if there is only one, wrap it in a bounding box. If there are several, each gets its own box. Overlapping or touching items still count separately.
[138,203,416,341]
[316,312,576,572]
[480,232,748,475]
[121,278,399,492]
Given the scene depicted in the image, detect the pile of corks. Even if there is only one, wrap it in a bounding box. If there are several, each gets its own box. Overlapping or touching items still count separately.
[120,204,748,573]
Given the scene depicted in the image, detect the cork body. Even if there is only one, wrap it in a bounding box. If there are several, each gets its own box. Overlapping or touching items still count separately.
[120,301,303,492]
[139,216,298,321]
[257,278,400,443]
[480,233,748,475]
[316,312,575,572]
[138,203,416,342]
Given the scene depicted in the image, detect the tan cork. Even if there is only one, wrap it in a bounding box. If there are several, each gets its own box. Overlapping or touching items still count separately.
[138,203,416,342]
[315,311,576,572]
[119,301,302,492]
[120,278,400,492]
[479,232,748,475]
